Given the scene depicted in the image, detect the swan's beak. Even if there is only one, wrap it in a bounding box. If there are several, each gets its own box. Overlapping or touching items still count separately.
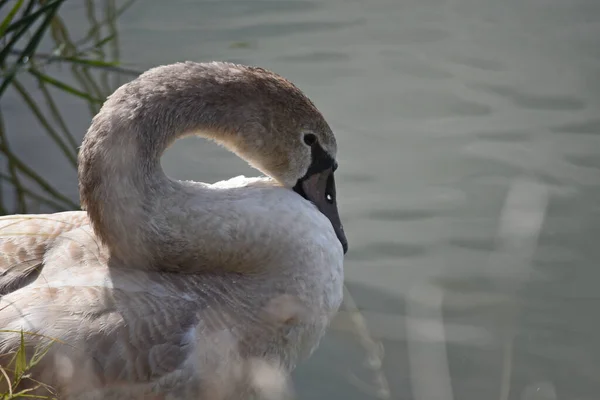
[294,167,348,254]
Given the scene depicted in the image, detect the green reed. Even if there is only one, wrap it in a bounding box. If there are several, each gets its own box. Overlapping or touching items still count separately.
[0,330,58,400]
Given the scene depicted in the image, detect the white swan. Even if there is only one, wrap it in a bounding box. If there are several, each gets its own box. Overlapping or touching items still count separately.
[0,61,347,399]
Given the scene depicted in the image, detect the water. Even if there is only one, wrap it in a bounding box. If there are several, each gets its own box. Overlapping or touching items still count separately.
[2,0,600,398]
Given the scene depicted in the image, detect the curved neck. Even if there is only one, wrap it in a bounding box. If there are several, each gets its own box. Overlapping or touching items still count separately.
[78,67,261,269]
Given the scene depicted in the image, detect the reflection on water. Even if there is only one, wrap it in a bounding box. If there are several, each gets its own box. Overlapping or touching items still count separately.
[2,0,600,398]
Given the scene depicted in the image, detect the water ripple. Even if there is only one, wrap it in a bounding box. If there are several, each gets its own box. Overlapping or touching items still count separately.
[277,51,350,63]
[367,209,441,222]
[469,82,586,111]
[346,242,429,261]
[549,118,600,135]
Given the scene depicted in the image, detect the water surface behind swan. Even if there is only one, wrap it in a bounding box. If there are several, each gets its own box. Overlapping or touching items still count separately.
[2,0,600,398]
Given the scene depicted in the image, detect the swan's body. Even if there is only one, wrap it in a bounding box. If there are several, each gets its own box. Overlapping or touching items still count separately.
[0,62,346,399]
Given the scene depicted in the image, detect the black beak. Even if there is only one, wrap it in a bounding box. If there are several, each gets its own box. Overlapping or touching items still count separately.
[293,167,348,254]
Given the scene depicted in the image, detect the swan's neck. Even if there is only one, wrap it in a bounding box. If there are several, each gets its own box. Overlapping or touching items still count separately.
[78,67,260,269]
[78,126,179,267]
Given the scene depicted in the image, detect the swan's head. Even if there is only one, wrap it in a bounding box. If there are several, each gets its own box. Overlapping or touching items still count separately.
[91,61,348,255]
[204,63,348,254]
[292,137,348,255]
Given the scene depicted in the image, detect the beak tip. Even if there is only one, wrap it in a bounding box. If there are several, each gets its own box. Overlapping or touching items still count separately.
[340,234,348,255]
[336,226,348,254]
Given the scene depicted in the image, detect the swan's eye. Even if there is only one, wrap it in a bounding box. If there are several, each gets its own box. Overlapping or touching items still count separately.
[326,193,334,204]
[303,133,317,146]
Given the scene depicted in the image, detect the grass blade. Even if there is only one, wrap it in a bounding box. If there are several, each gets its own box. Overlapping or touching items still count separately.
[52,55,141,75]
[0,365,13,396]
[11,78,78,167]
[3,153,78,210]
[0,0,25,37]
[31,63,79,151]
[48,11,76,55]
[0,109,27,213]
[13,331,27,379]
[0,126,78,210]
[62,56,118,68]
[0,0,64,96]
[82,0,101,49]
[27,68,104,103]
[28,340,54,369]
[89,34,115,50]
[13,0,37,26]
[1,0,65,36]
[75,0,136,46]
[79,66,105,101]
[0,173,71,211]
[0,20,35,65]
[4,50,142,76]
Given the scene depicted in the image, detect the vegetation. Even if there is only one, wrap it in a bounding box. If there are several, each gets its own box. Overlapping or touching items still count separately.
[0,0,140,215]
[0,330,58,399]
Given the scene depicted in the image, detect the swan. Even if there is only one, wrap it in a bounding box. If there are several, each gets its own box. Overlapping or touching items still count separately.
[0,61,347,399]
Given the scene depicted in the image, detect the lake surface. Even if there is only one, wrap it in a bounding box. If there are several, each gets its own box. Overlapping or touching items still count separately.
[2,0,600,398]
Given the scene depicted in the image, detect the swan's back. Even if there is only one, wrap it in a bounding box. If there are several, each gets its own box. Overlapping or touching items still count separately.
[0,210,251,398]
[0,184,342,399]
[0,212,90,295]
